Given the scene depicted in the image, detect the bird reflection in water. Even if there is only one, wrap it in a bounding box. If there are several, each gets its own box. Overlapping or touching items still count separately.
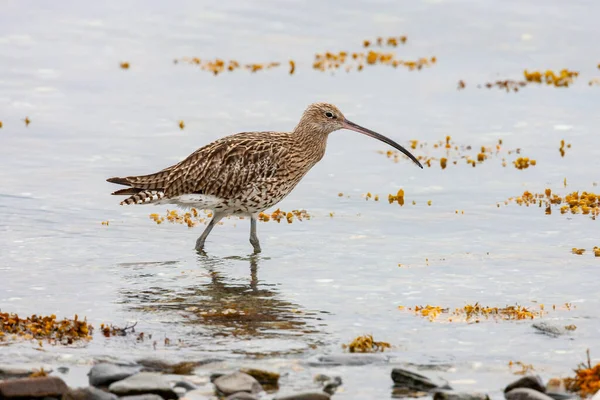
[119,253,324,348]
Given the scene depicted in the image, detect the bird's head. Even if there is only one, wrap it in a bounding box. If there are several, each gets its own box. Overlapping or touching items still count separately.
[296,102,423,168]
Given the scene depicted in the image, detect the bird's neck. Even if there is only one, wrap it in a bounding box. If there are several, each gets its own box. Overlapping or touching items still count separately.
[293,125,329,164]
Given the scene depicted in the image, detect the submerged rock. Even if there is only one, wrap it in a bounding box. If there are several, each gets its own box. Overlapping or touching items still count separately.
[433,391,490,400]
[506,388,556,400]
[504,375,546,394]
[312,353,388,366]
[391,368,451,392]
[532,323,571,338]
[120,395,165,400]
[89,363,142,387]
[213,372,262,396]
[64,386,119,400]
[137,359,217,375]
[108,372,177,399]
[0,376,68,398]
[240,368,280,386]
[274,392,331,400]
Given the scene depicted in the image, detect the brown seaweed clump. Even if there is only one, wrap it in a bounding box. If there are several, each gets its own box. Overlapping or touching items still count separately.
[565,350,600,397]
[513,157,537,169]
[258,208,310,223]
[503,190,600,220]
[524,69,579,87]
[0,312,92,344]
[175,57,281,75]
[398,302,574,323]
[342,334,391,353]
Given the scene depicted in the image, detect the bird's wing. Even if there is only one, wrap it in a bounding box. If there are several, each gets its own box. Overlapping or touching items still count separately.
[163,132,288,199]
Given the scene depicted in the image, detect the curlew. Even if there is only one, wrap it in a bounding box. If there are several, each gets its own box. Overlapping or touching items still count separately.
[107,103,422,253]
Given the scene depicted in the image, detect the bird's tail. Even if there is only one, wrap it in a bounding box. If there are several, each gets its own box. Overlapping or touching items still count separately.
[118,189,166,205]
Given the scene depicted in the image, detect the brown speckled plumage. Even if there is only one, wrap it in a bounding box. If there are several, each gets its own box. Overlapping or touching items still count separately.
[107,102,422,252]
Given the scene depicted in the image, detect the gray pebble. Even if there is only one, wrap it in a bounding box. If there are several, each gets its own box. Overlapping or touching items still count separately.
[88,363,142,387]
[274,392,331,400]
[108,372,176,399]
[434,391,490,400]
[213,372,262,396]
[504,375,546,394]
[226,392,260,400]
[391,368,451,392]
[120,396,165,400]
[506,388,556,400]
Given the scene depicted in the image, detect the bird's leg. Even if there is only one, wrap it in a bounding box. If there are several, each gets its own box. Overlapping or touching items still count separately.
[249,214,262,253]
[195,212,224,252]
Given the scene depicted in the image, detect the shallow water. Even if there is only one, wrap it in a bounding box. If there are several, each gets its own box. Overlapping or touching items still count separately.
[1,0,600,398]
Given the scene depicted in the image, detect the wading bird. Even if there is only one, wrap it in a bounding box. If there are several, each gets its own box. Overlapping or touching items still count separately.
[107,103,422,253]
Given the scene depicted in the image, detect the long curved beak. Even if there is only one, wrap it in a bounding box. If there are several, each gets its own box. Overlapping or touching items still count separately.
[343,119,423,169]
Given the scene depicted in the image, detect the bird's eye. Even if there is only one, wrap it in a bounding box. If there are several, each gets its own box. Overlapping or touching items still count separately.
[325,112,335,118]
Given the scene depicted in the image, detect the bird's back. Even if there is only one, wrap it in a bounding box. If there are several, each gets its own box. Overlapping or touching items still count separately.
[107,130,318,212]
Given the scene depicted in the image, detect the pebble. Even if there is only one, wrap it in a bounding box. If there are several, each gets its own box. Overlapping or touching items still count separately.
[213,372,262,396]
[226,392,260,400]
[181,388,213,400]
[0,376,68,398]
[64,386,119,400]
[434,391,490,400]
[108,372,177,399]
[0,364,52,379]
[391,368,451,392]
[506,388,556,400]
[504,375,546,394]
[274,392,331,400]
[89,363,142,387]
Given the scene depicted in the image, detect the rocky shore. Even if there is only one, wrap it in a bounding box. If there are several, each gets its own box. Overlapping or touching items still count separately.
[0,361,591,400]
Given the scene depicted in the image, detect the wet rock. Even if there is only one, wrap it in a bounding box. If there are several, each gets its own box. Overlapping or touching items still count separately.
[274,392,331,400]
[240,368,280,386]
[506,388,556,400]
[0,364,52,379]
[0,376,68,398]
[504,375,546,394]
[313,375,342,395]
[173,380,197,391]
[120,396,165,400]
[108,372,177,399]
[546,393,575,400]
[433,391,490,400]
[312,353,388,366]
[88,363,142,387]
[226,392,260,400]
[532,323,570,338]
[391,368,451,392]
[213,372,262,396]
[64,387,119,400]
